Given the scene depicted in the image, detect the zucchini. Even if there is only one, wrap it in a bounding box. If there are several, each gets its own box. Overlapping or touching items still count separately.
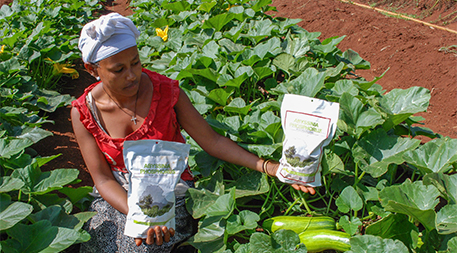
[262,216,336,234]
[299,229,351,252]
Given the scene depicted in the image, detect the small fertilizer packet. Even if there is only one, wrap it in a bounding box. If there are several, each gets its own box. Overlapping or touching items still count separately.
[123,139,190,239]
[276,94,340,187]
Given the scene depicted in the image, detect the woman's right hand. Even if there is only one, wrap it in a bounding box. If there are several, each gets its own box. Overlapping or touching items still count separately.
[134,226,175,246]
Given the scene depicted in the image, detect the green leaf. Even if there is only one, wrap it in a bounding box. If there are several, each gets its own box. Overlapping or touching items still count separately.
[379,179,440,231]
[347,234,409,253]
[339,215,362,236]
[340,49,371,69]
[58,186,93,204]
[186,90,213,115]
[226,170,269,198]
[207,87,234,106]
[15,168,79,195]
[336,186,363,213]
[205,188,236,219]
[338,92,384,137]
[331,79,359,97]
[272,53,294,75]
[226,210,260,235]
[0,176,25,193]
[238,143,281,157]
[188,215,227,253]
[274,68,326,97]
[436,204,457,235]
[17,127,53,144]
[353,129,420,178]
[313,36,345,54]
[217,73,249,88]
[249,229,307,253]
[365,213,419,249]
[197,1,217,12]
[0,138,34,159]
[161,0,190,11]
[3,220,80,253]
[379,87,430,127]
[29,205,79,229]
[446,237,457,252]
[0,201,33,230]
[202,13,235,31]
[246,19,276,43]
[224,98,252,115]
[321,150,345,175]
[423,173,457,204]
[186,188,221,219]
[403,137,457,174]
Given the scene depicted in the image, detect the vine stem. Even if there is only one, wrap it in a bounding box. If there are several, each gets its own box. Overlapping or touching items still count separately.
[298,191,312,214]
[284,198,299,215]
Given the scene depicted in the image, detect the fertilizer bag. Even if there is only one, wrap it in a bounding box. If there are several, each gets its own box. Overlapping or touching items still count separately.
[123,139,190,239]
[276,94,339,187]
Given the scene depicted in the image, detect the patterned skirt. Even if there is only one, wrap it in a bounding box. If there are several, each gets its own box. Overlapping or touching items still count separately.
[79,195,195,253]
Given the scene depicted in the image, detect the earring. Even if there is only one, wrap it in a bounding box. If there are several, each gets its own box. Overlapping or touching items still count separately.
[96,76,100,81]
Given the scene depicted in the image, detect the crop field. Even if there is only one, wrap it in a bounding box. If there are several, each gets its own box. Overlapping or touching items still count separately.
[0,0,456,252]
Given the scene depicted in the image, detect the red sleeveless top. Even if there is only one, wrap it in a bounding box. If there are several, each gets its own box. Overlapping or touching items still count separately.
[72,68,193,180]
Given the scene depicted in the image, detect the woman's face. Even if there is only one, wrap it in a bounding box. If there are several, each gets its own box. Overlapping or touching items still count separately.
[95,46,142,97]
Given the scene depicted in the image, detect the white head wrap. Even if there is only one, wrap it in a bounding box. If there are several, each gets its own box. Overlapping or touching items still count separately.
[78,13,140,63]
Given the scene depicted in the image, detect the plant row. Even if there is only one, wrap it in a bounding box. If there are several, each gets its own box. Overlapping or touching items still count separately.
[0,1,102,252]
[128,0,457,252]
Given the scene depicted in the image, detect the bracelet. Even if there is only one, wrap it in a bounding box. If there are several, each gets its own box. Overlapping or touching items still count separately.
[262,159,271,176]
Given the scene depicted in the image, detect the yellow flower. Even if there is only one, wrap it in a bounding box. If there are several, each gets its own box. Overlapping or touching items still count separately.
[156,25,169,42]
[0,45,5,54]
[47,58,79,79]
[226,5,233,11]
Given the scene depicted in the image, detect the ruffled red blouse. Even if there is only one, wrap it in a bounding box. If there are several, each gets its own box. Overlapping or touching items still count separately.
[72,68,193,181]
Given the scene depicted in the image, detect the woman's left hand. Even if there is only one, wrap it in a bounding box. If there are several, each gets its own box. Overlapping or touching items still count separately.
[134,226,175,246]
[266,160,316,195]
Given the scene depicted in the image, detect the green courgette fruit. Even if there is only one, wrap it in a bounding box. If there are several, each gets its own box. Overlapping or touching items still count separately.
[299,229,351,252]
[262,216,336,234]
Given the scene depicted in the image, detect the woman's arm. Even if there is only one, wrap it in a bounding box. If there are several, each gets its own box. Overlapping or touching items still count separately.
[71,107,129,214]
[174,89,315,194]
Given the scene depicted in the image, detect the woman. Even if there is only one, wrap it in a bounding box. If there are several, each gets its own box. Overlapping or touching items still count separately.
[72,12,315,252]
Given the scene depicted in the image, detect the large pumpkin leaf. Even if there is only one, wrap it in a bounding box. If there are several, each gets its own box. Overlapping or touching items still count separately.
[226,210,260,235]
[0,176,25,193]
[1,220,82,253]
[338,92,384,137]
[403,137,457,174]
[379,179,440,231]
[347,234,409,253]
[249,230,307,253]
[353,129,420,177]
[378,86,430,128]
[11,166,79,195]
[423,173,457,204]
[0,201,33,230]
[0,138,34,159]
[226,170,269,198]
[365,213,419,249]
[436,204,457,235]
[273,67,326,97]
[335,186,363,213]
[188,215,227,253]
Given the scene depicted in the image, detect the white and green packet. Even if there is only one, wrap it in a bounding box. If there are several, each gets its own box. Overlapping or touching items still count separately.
[123,139,190,239]
[276,94,339,187]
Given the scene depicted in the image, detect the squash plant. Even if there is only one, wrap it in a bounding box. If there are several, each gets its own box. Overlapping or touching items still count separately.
[0,0,102,252]
[129,0,457,252]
